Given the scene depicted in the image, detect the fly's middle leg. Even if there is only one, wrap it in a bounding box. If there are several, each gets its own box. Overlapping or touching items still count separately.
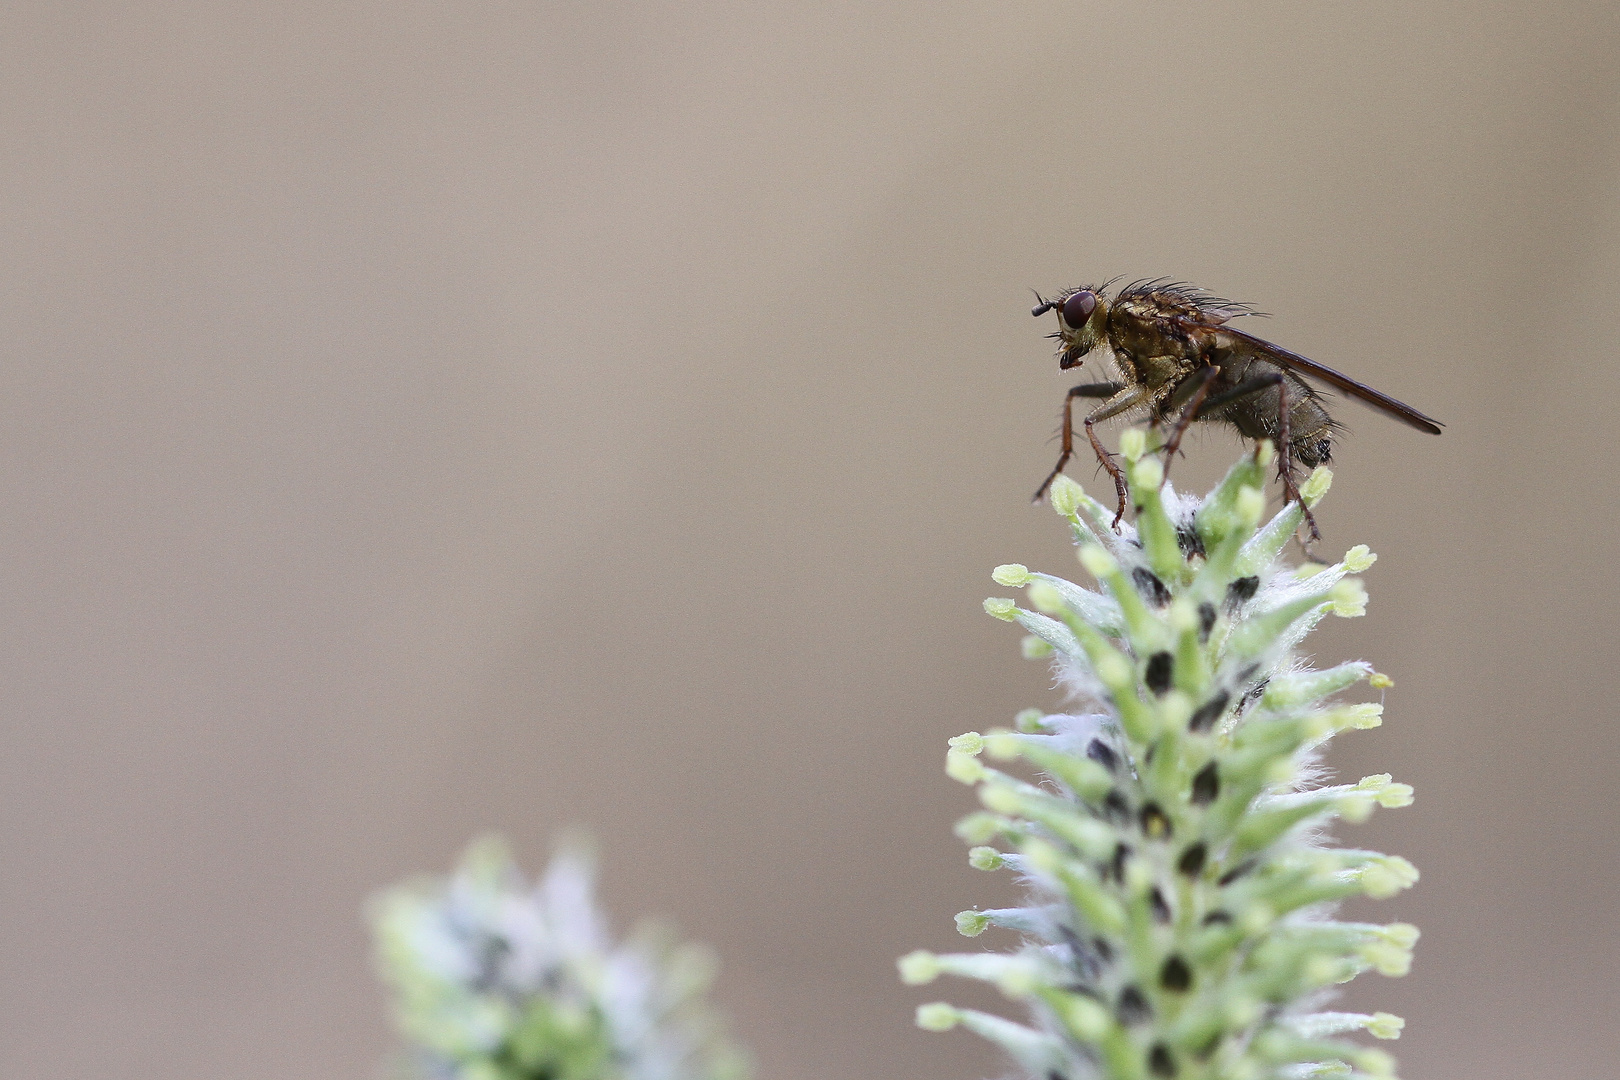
[1160,366,1219,480]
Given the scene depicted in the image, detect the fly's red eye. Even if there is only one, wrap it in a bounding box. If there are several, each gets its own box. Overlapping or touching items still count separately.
[1062,290,1097,327]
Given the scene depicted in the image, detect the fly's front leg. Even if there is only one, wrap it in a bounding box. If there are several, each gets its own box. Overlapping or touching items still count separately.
[1160,366,1219,480]
[1083,386,1151,529]
[1032,382,1126,503]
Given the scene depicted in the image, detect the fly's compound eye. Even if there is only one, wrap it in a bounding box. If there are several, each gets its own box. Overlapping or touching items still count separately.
[1062,290,1097,327]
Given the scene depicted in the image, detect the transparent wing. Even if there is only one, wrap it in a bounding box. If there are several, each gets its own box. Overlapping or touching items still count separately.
[1211,325,1444,435]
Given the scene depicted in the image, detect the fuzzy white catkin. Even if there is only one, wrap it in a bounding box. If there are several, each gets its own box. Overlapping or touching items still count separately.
[906,441,1417,1080]
[372,836,749,1080]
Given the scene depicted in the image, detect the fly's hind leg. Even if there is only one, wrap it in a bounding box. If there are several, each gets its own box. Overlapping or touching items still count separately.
[1194,371,1320,547]
[1273,380,1321,546]
[1032,381,1126,503]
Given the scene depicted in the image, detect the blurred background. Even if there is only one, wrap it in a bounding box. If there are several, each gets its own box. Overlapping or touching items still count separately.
[2,3,1617,1078]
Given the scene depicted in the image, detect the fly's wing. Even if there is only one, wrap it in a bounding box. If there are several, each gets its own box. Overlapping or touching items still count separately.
[1209,325,1444,435]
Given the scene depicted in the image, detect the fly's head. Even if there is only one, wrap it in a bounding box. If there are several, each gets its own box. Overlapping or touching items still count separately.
[1032,286,1109,369]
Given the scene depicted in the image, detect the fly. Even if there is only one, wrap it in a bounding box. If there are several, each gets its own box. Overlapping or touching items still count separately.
[1030,279,1442,541]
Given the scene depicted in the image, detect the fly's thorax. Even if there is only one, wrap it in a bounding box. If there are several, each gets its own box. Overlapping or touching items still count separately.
[1131,352,1194,391]
[1107,305,1203,370]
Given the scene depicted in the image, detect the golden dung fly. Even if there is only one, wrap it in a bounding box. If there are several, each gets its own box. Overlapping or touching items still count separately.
[1031,279,1443,541]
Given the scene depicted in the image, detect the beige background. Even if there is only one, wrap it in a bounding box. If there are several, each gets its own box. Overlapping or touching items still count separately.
[2,3,1618,1078]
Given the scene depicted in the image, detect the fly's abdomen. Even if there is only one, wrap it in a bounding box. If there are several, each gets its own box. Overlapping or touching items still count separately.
[1287,377,1333,468]
[1213,359,1332,471]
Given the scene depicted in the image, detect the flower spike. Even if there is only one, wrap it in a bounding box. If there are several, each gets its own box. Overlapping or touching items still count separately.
[904,446,1418,1080]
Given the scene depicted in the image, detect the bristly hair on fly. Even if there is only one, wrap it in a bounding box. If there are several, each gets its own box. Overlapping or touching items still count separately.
[1114,278,1270,322]
[1032,278,1268,342]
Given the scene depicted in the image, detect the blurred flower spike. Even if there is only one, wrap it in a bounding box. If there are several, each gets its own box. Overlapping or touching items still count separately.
[906,435,1419,1080]
[371,835,750,1080]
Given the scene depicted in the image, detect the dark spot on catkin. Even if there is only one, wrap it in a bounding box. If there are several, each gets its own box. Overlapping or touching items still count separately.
[1237,677,1269,717]
[1149,887,1172,924]
[1086,739,1118,773]
[1148,1043,1178,1077]
[1225,576,1259,609]
[1140,803,1171,840]
[1145,651,1173,695]
[1218,858,1258,886]
[1201,910,1232,926]
[1102,790,1131,823]
[1191,761,1219,805]
[1178,842,1207,877]
[1132,567,1172,607]
[1160,955,1192,992]
[1117,985,1152,1025]
[1108,843,1131,882]
[1176,525,1205,559]
[1092,936,1113,963]
[1188,691,1230,733]
[1059,927,1109,983]
[1197,601,1217,642]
